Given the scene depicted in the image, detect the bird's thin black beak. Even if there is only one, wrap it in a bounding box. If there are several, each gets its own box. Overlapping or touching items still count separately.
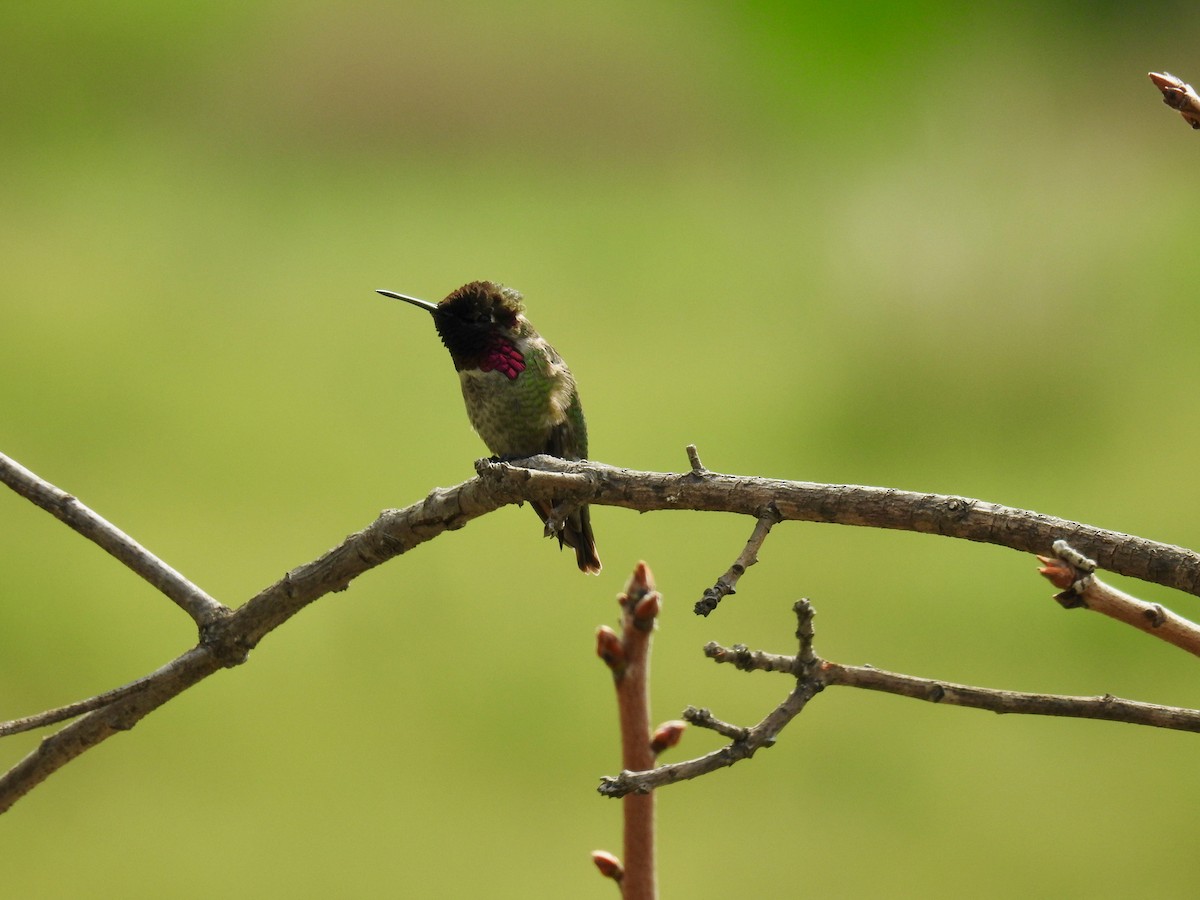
[377,289,440,314]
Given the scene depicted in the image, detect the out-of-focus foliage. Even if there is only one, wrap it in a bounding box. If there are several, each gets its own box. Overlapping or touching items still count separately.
[3,2,1200,896]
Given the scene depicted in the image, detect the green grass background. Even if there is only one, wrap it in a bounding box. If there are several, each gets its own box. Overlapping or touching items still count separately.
[4,2,1200,896]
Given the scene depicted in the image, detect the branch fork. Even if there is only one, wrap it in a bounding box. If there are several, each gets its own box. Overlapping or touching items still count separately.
[600,591,1200,799]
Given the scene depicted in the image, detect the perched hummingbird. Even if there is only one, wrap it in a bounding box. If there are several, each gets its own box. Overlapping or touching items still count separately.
[377,281,601,574]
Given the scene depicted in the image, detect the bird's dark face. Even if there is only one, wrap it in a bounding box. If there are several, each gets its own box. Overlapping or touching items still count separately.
[378,280,527,371]
[432,281,525,368]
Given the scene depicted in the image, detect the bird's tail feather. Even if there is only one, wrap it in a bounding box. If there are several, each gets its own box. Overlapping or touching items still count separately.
[532,500,601,575]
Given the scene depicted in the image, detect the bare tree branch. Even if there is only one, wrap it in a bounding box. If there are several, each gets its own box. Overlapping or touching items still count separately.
[6,450,1200,812]
[0,667,179,738]
[599,599,1200,798]
[599,677,819,798]
[819,662,1200,730]
[0,469,514,812]
[0,451,226,625]
[599,601,822,798]
[479,457,1200,600]
[706,638,1200,730]
[694,506,781,616]
[681,707,749,742]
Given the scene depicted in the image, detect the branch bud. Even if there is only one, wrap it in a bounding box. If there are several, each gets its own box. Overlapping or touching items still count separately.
[591,850,624,882]
[1036,555,1075,591]
[625,560,656,597]
[595,626,626,672]
[650,719,687,755]
[632,590,661,626]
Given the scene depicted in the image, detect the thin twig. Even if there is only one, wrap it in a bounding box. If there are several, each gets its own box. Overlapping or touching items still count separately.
[599,679,818,798]
[0,647,222,813]
[599,601,822,798]
[709,605,1200,731]
[820,662,1200,731]
[682,706,749,741]
[0,451,227,625]
[703,642,799,674]
[695,506,781,616]
[599,599,1200,798]
[1038,540,1200,658]
[0,668,175,737]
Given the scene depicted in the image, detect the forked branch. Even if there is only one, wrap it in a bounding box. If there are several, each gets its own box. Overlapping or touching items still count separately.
[599,600,1200,798]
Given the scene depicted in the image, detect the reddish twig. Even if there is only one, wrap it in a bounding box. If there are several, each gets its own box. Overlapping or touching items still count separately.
[1038,540,1200,658]
[594,562,662,900]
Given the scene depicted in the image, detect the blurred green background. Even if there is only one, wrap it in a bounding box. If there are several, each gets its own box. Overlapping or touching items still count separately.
[4,1,1200,896]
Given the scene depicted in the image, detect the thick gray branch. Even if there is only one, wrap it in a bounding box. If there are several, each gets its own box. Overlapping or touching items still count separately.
[485,457,1200,600]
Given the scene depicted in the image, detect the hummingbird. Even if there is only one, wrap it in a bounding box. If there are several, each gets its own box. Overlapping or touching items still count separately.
[377,280,601,574]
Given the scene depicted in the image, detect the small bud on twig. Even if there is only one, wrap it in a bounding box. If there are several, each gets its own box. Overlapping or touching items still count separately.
[624,560,656,600]
[1036,555,1075,591]
[632,590,661,627]
[596,626,626,673]
[650,720,687,755]
[591,850,624,882]
[1149,71,1200,129]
